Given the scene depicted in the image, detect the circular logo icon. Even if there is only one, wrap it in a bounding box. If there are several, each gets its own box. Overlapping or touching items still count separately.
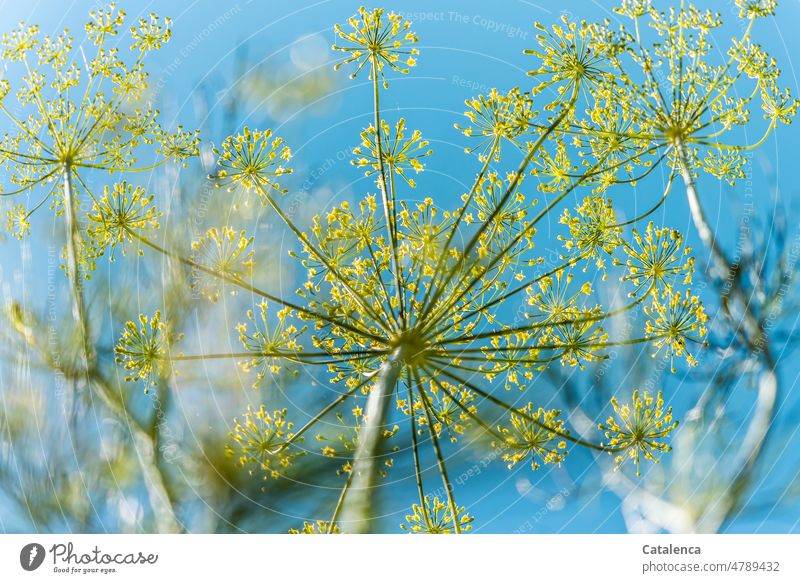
[20,543,46,571]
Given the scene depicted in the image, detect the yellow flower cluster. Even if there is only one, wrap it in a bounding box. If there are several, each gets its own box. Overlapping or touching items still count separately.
[214,127,292,196]
[333,7,419,87]
[353,118,430,188]
[191,227,255,302]
[87,181,160,260]
[237,302,306,387]
[401,496,474,534]
[599,390,679,476]
[289,520,341,534]
[495,404,568,470]
[114,311,174,393]
[226,406,304,481]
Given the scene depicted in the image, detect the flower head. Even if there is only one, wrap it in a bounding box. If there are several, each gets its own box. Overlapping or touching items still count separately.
[130,12,173,53]
[644,288,708,372]
[761,86,799,126]
[214,127,292,196]
[0,5,196,274]
[525,16,624,97]
[400,495,474,534]
[701,150,747,185]
[115,311,174,392]
[543,313,608,369]
[495,404,568,470]
[87,181,160,259]
[412,379,474,443]
[530,137,576,193]
[353,118,430,187]
[619,222,694,298]
[454,87,534,161]
[480,332,540,391]
[333,7,419,87]
[560,195,622,277]
[226,406,304,481]
[191,227,254,302]
[599,389,678,476]
[6,204,31,239]
[157,126,200,167]
[735,0,777,19]
[528,271,592,323]
[399,198,454,268]
[289,521,340,534]
[583,1,798,185]
[237,302,306,386]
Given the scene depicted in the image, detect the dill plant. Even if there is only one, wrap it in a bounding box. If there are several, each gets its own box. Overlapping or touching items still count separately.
[3,1,795,534]
[118,5,700,533]
[0,4,198,532]
[109,2,793,532]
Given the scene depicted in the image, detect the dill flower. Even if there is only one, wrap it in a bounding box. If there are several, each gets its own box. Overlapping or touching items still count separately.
[0,5,198,250]
[114,311,174,392]
[525,16,623,97]
[530,137,576,193]
[480,332,539,391]
[130,13,173,52]
[399,198,454,270]
[332,7,419,87]
[542,313,609,369]
[412,379,474,442]
[470,172,534,242]
[644,289,708,372]
[226,406,304,481]
[213,127,293,196]
[701,150,747,185]
[761,87,799,125]
[573,96,650,191]
[560,195,622,277]
[6,204,31,240]
[237,302,306,386]
[190,227,254,302]
[495,404,568,470]
[353,118,430,188]
[735,0,777,19]
[614,0,652,19]
[528,271,592,323]
[619,222,694,298]
[599,389,679,476]
[87,181,160,259]
[289,521,341,534]
[728,38,779,86]
[585,1,800,185]
[454,87,535,161]
[107,5,730,532]
[400,496,474,534]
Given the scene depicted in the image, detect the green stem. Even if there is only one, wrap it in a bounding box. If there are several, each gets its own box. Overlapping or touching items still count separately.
[61,168,180,533]
[328,469,354,533]
[371,57,406,328]
[130,231,385,344]
[433,365,616,452]
[255,183,392,335]
[62,166,94,369]
[339,346,405,532]
[407,381,429,524]
[675,141,777,532]
[415,371,461,534]
[416,138,499,323]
